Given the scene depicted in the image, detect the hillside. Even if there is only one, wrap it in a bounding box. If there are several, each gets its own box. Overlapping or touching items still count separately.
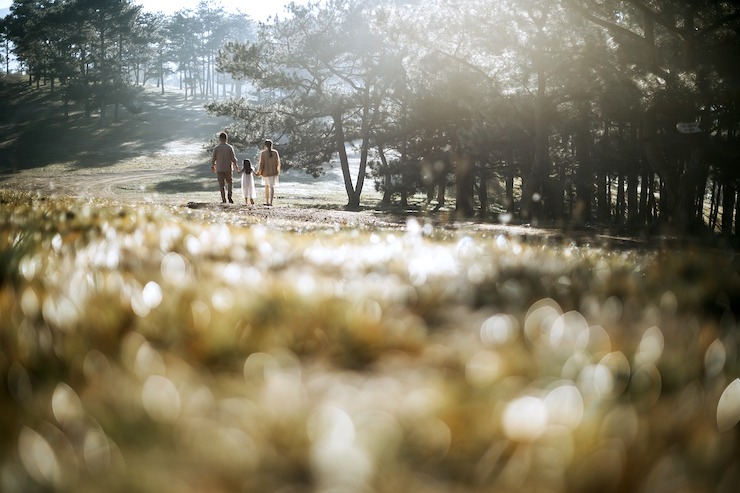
[0,77,231,170]
[0,77,380,205]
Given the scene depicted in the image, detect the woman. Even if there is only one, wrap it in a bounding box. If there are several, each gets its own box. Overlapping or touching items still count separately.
[257,139,281,207]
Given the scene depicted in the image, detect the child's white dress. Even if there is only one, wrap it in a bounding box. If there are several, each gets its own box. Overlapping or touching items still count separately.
[241,170,256,199]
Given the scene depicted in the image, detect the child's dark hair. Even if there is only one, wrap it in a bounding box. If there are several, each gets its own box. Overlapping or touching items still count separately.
[243,159,252,173]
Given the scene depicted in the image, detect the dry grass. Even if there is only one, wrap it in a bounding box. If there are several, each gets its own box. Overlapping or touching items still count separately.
[2,189,740,493]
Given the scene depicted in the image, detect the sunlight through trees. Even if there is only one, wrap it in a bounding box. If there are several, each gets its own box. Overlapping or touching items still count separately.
[3,0,740,230]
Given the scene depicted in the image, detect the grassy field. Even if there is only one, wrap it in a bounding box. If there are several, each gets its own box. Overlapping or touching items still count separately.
[3,77,740,492]
[2,188,740,493]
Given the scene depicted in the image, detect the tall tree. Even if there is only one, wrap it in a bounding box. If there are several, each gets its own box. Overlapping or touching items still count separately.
[70,0,141,121]
[165,4,253,101]
[5,0,144,120]
[0,15,11,75]
[386,0,518,217]
[5,0,51,85]
[167,9,203,100]
[210,0,406,209]
[567,0,740,232]
[128,11,163,87]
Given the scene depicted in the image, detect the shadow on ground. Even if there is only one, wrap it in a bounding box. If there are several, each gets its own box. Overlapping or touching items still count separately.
[0,76,230,172]
[154,176,214,194]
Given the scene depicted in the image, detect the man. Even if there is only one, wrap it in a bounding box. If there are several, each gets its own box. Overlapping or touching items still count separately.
[211,131,239,203]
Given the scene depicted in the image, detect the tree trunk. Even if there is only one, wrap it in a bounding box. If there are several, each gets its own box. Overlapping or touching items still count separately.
[4,39,9,75]
[597,171,609,222]
[333,115,355,205]
[351,98,372,210]
[709,179,719,231]
[722,183,735,235]
[639,169,649,224]
[626,124,639,224]
[332,113,366,210]
[627,171,639,225]
[521,38,550,222]
[505,147,515,213]
[478,168,489,217]
[206,52,211,97]
[455,154,475,218]
[574,107,592,225]
[378,145,393,206]
[643,109,676,226]
[159,53,165,95]
[647,176,658,224]
[436,177,446,206]
[616,174,625,225]
[676,150,703,230]
[735,187,740,235]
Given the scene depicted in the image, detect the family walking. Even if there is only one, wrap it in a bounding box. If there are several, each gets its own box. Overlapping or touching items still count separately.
[211,132,281,206]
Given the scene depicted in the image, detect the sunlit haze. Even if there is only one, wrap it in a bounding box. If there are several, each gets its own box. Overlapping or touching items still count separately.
[0,0,303,20]
[131,0,296,20]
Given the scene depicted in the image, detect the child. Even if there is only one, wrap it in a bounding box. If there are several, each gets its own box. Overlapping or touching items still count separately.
[240,159,257,205]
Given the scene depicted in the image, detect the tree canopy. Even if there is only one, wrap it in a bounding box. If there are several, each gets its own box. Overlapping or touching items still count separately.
[2,0,255,120]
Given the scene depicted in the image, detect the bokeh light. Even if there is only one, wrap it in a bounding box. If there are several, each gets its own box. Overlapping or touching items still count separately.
[2,192,740,493]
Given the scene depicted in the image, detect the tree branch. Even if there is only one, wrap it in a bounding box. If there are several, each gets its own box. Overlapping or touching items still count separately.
[624,0,685,39]
[563,0,646,45]
[697,10,740,37]
[563,0,672,81]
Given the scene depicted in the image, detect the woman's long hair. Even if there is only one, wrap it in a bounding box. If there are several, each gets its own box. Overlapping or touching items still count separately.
[265,139,274,157]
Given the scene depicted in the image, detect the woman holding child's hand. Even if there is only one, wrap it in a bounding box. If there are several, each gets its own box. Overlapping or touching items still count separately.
[256,139,281,207]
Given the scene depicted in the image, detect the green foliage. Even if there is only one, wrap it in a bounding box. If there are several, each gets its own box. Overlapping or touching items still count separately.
[2,190,740,492]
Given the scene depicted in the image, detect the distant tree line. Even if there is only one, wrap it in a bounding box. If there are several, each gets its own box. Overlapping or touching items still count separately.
[0,0,255,121]
[206,0,740,234]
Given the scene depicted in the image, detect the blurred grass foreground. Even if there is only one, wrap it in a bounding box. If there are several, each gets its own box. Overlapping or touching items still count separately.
[2,189,740,493]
